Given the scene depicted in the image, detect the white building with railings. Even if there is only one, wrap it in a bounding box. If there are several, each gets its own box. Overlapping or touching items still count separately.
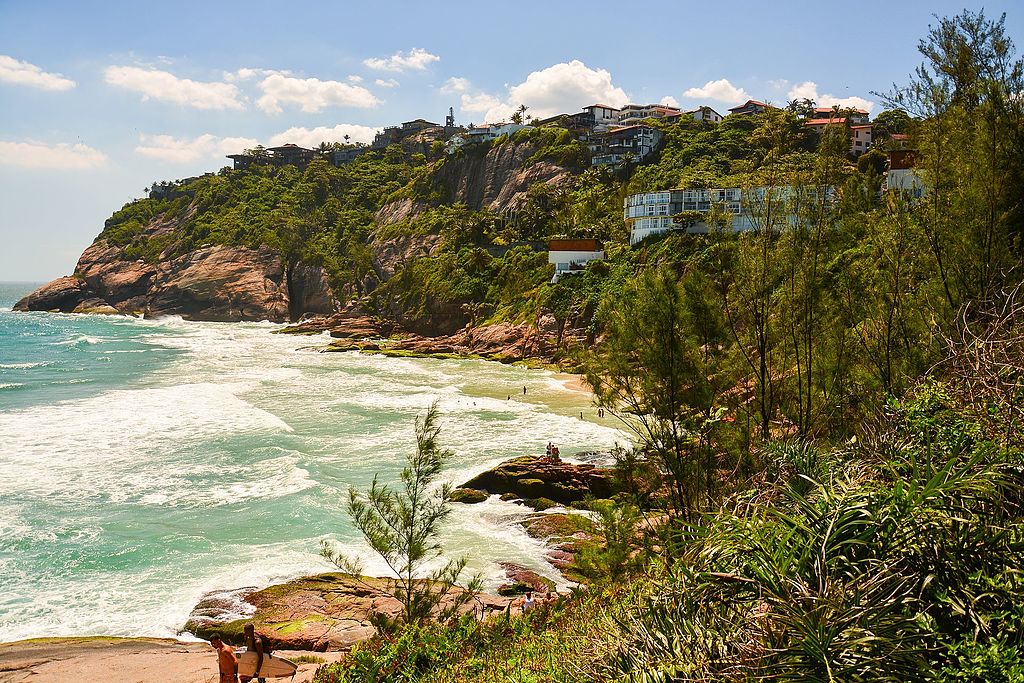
[624,186,833,244]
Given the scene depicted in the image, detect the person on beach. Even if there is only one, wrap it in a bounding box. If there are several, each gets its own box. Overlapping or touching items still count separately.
[240,623,270,683]
[522,590,536,614]
[546,442,552,457]
[210,634,238,683]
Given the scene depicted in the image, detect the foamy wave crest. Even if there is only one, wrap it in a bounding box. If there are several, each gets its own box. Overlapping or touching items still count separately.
[0,361,49,369]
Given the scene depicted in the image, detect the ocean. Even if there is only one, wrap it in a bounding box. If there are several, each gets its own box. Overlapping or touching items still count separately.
[0,282,625,643]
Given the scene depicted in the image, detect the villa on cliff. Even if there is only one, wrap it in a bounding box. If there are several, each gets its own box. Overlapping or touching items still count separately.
[624,186,836,244]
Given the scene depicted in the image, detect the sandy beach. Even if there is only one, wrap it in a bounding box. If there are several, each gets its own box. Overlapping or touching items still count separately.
[0,637,346,683]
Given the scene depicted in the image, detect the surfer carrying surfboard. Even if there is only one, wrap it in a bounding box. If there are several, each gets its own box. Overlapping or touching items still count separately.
[240,623,269,683]
[209,634,239,683]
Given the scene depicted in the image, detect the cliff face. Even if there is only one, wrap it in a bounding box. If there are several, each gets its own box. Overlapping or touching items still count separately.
[375,138,573,225]
[16,240,336,322]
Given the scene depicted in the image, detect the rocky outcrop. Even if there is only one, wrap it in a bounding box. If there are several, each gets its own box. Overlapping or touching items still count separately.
[15,240,337,323]
[375,138,573,226]
[324,321,560,363]
[497,562,555,596]
[459,456,617,506]
[13,276,90,313]
[183,573,512,651]
[146,245,290,321]
[371,233,443,280]
[287,262,337,318]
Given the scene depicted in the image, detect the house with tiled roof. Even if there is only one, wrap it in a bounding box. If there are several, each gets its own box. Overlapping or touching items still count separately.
[728,100,769,116]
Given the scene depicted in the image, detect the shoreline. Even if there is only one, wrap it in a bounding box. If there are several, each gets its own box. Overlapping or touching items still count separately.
[0,637,346,683]
[0,307,609,652]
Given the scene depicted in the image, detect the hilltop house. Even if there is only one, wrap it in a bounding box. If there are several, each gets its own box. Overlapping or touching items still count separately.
[590,126,663,166]
[330,147,367,165]
[624,186,834,244]
[226,143,316,170]
[728,100,769,116]
[583,104,620,132]
[617,104,681,125]
[547,239,604,282]
[803,108,873,155]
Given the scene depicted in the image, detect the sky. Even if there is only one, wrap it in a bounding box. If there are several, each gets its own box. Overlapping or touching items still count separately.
[1,0,1021,282]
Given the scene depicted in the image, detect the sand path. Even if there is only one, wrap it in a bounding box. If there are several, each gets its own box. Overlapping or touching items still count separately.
[0,637,346,683]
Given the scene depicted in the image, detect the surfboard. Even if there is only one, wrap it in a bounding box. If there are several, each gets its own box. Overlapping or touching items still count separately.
[236,651,299,678]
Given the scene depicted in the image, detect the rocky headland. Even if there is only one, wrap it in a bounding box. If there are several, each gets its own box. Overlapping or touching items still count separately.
[180,455,611,650]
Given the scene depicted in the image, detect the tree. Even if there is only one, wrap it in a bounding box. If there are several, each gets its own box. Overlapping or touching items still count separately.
[586,266,732,520]
[511,103,529,125]
[871,109,913,143]
[320,403,481,626]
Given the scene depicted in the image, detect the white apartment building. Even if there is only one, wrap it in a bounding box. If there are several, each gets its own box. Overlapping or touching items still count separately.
[624,186,834,244]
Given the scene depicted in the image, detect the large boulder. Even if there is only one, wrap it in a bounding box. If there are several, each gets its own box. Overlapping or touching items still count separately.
[183,573,511,651]
[460,456,617,505]
[13,276,90,312]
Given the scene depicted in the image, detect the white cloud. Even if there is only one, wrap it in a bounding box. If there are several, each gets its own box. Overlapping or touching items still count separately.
[441,77,471,94]
[660,95,680,108]
[452,61,629,124]
[683,78,750,105]
[0,140,106,169]
[347,74,363,84]
[375,78,399,88]
[505,60,628,119]
[255,73,380,114]
[267,124,381,148]
[363,48,440,72]
[135,133,258,163]
[105,65,243,110]
[0,55,76,91]
[787,80,875,112]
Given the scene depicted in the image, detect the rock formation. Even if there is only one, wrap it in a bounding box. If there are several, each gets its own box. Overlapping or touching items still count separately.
[459,456,617,505]
[15,240,336,323]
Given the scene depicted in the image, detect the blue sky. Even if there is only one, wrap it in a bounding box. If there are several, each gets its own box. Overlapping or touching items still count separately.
[1,0,1021,281]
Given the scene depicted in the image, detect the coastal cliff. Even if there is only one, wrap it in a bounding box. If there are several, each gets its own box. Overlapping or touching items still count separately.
[15,239,336,322]
[15,129,589,336]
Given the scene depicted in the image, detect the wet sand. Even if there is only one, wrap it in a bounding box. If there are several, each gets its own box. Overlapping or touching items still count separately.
[0,637,345,683]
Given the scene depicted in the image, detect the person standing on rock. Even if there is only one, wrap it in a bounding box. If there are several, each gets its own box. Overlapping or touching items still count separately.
[522,590,537,615]
[240,623,269,683]
[209,634,238,683]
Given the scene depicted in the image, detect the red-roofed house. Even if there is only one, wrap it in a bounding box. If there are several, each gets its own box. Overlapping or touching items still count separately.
[728,100,769,116]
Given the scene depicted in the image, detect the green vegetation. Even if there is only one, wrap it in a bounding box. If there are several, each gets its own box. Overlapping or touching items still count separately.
[309,9,1024,683]
[320,403,481,627]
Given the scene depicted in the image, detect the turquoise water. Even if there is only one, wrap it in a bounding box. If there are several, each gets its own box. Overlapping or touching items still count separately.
[0,282,626,642]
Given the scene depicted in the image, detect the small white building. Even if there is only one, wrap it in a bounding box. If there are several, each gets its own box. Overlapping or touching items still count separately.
[548,239,604,281]
[686,106,723,123]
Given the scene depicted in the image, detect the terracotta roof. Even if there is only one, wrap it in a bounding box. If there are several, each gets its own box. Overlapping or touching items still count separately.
[728,100,768,111]
[814,106,869,115]
[549,239,602,251]
[850,124,873,130]
[805,118,847,126]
